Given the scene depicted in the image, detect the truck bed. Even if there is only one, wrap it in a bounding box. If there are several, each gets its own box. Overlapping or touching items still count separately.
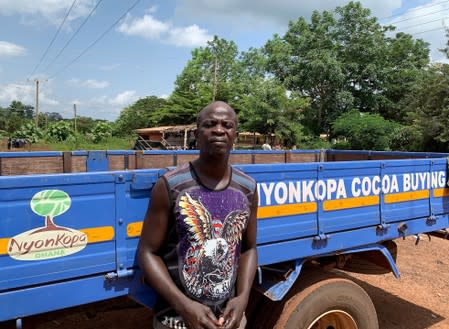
[1,149,448,322]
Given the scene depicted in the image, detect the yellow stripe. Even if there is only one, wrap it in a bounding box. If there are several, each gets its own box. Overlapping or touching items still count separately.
[384,190,429,203]
[80,226,115,243]
[324,195,379,211]
[433,188,449,198]
[0,238,8,256]
[258,202,317,219]
[127,222,143,237]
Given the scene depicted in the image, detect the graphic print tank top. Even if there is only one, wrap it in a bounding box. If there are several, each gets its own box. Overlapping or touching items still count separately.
[159,162,256,314]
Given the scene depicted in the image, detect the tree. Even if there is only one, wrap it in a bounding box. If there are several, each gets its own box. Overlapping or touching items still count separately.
[114,96,167,135]
[264,2,429,134]
[332,110,399,150]
[160,36,243,125]
[402,64,449,151]
[382,33,430,122]
[239,79,309,147]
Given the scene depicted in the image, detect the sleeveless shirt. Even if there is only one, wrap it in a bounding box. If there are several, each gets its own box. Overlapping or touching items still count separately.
[155,162,256,323]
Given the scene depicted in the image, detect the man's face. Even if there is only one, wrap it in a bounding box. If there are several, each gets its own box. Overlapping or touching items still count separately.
[196,105,237,157]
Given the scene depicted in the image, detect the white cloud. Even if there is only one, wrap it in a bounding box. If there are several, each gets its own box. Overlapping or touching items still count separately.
[0,83,34,105]
[0,82,59,108]
[109,90,137,106]
[118,14,170,39]
[68,78,110,89]
[117,12,212,47]
[0,0,96,27]
[0,41,26,57]
[167,25,212,47]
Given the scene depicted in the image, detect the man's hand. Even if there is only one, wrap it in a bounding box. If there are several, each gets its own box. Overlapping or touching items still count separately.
[220,296,247,329]
[177,299,221,329]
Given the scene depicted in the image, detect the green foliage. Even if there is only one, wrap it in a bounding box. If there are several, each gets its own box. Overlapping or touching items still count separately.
[239,79,309,147]
[8,100,34,119]
[300,136,332,150]
[264,1,429,133]
[389,125,423,151]
[401,63,449,151]
[158,36,243,125]
[48,136,134,151]
[91,121,113,143]
[114,96,167,135]
[332,110,399,150]
[46,121,74,142]
[13,122,44,143]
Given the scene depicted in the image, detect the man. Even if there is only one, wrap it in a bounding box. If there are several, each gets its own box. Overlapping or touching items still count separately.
[261,142,271,150]
[138,101,258,329]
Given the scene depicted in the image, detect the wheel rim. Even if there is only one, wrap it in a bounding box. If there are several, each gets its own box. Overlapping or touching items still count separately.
[306,310,358,329]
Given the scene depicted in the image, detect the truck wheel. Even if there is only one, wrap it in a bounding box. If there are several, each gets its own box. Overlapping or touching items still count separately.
[274,277,378,329]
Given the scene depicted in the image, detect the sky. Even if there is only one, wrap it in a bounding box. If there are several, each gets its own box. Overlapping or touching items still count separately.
[1,0,449,122]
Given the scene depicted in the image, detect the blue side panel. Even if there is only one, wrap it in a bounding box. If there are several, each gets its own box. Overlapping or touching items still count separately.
[122,170,164,268]
[86,151,109,172]
[0,270,156,321]
[382,160,431,222]
[236,163,319,243]
[0,173,117,292]
[319,161,381,232]
[257,214,449,265]
[432,159,449,215]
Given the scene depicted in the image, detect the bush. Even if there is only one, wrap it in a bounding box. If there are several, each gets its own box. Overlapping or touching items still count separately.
[91,121,113,143]
[389,125,423,151]
[47,121,74,142]
[13,122,44,143]
[332,110,399,150]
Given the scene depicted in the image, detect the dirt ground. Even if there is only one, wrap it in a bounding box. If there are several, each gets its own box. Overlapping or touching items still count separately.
[2,235,449,329]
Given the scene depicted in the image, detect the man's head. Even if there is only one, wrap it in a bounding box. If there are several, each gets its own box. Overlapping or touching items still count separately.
[195,101,237,158]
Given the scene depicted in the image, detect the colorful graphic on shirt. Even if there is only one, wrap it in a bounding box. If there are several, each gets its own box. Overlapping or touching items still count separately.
[179,192,247,301]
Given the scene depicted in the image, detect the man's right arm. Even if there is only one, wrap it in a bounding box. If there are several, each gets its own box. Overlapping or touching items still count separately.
[137,178,220,329]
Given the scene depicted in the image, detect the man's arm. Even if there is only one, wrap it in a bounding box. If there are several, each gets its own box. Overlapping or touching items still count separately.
[221,190,259,329]
[137,178,220,329]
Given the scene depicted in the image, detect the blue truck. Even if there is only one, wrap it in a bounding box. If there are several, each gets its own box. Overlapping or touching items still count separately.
[0,149,448,329]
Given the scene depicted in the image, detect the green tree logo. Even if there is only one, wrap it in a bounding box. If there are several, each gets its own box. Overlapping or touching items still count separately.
[30,190,71,231]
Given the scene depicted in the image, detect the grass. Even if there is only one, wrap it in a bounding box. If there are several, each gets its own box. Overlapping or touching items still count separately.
[29,136,135,151]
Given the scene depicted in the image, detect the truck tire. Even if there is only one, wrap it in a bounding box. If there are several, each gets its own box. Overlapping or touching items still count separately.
[274,277,378,329]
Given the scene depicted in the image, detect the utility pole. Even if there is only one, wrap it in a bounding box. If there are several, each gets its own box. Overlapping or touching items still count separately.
[73,103,77,134]
[35,79,39,127]
[28,78,47,127]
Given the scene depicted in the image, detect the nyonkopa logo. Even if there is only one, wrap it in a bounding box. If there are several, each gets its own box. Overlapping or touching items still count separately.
[8,190,87,261]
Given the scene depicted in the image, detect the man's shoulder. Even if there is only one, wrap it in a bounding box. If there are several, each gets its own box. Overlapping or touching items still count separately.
[162,163,193,188]
[232,166,256,192]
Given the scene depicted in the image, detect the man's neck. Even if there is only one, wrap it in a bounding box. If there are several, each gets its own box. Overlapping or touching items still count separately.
[192,154,231,190]
[196,154,229,177]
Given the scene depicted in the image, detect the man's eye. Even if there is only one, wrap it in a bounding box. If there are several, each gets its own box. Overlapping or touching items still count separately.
[224,122,235,129]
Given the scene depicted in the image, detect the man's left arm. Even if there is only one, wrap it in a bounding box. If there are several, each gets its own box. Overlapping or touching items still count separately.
[222,191,259,329]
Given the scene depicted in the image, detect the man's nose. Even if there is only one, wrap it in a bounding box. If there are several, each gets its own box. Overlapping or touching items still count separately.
[213,124,225,134]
